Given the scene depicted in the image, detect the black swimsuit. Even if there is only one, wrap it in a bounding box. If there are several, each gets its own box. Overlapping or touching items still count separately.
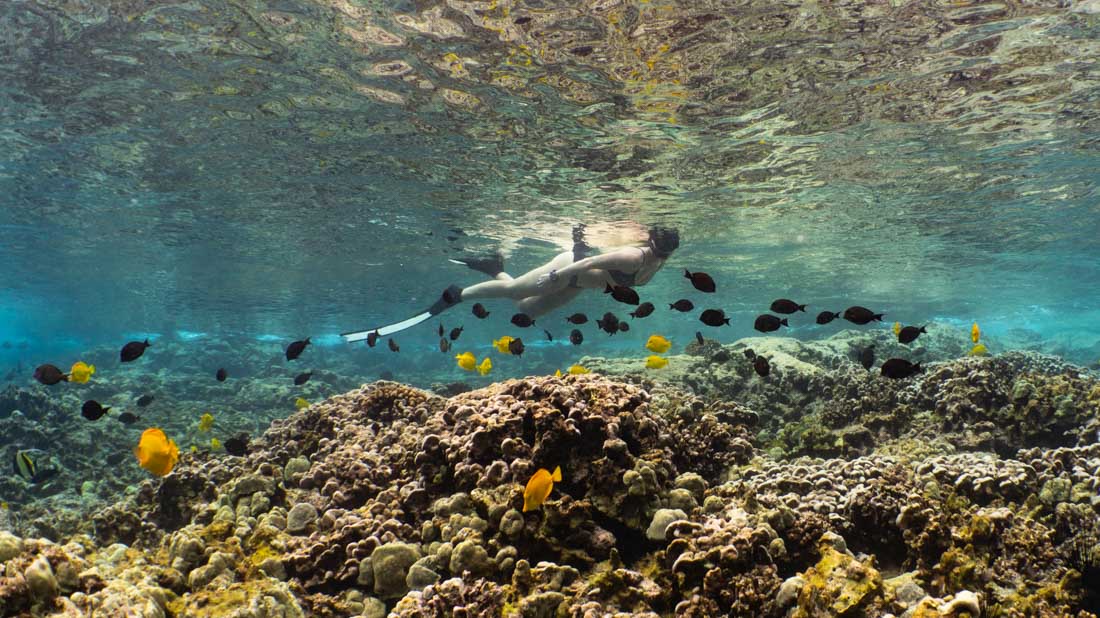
[568,246,646,288]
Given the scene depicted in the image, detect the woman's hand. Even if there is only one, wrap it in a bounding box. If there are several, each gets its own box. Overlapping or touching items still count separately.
[537,270,559,288]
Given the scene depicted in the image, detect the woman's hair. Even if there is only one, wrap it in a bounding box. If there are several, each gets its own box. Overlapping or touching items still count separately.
[648,226,680,258]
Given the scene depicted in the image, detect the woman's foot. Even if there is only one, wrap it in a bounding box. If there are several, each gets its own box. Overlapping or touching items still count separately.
[449,253,504,277]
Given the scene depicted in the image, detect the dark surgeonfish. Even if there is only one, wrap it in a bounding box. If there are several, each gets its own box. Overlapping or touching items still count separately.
[388,339,400,353]
[472,303,490,319]
[511,313,536,328]
[604,284,640,305]
[120,339,151,363]
[366,331,379,347]
[695,331,705,346]
[81,400,110,421]
[743,348,756,360]
[753,356,770,377]
[33,364,68,385]
[630,302,655,319]
[898,326,927,345]
[770,299,806,314]
[224,433,250,456]
[136,394,155,407]
[684,270,716,293]
[618,322,630,333]
[544,330,553,341]
[118,411,140,424]
[285,338,310,360]
[699,309,730,327]
[449,327,464,341]
[439,338,451,353]
[294,372,312,385]
[216,368,228,382]
[565,313,588,324]
[843,306,884,325]
[438,323,445,337]
[508,338,525,356]
[881,358,922,379]
[859,345,875,370]
[753,314,788,333]
[816,311,840,325]
[669,299,694,312]
[569,329,584,345]
[596,312,620,335]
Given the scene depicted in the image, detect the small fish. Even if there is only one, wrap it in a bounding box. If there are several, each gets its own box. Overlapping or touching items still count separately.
[898,326,926,345]
[438,323,445,337]
[753,356,770,377]
[508,338,525,356]
[700,309,731,327]
[12,449,54,484]
[684,270,716,293]
[295,397,310,409]
[669,299,695,312]
[522,466,562,512]
[136,394,155,407]
[753,314,788,333]
[224,433,249,456]
[744,348,756,360]
[544,329,553,341]
[449,327,464,341]
[33,364,68,385]
[210,437,222,450]
[815,311,840,325]
[770,299,806,314]
[859,345,875,370]
[472,303,490,319]
[81,400,110,421]
[971,322,981,343]
[618,322,630,333]
[565,313,588,325]
[456,352,477,371]
[511,313,536,328]
[120,339,151,363]
[893,322,902,336]
[477,357,492,376]
[596,313,620,335]
[843,306,884,325]
[118,412,140,424]
[366,331,379,348]
[286,338,310,360]
[439,338,452,353]
[569,329,584,346]
[630,302,655,319]
[555,369,562,377]
[645,355,669,369]
[69,361,95,384]
[493,336,515,354]
[968,343,989,357]
[388,339,400,353]
[646,335,672,354]
[604,284,640,305]
[133,428,179,477]
[198,413,214,432]
[294,372,312,385]
[568,365,590,375]
[216,368,228,382]
[695,331,705,346]
[881,358,922,379]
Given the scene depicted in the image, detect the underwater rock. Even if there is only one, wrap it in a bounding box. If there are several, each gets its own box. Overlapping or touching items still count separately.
[793,538,883,617]
[646,508,687,541]
[285,503,318,534]
[371,542,421,599]
[0,531,23,562]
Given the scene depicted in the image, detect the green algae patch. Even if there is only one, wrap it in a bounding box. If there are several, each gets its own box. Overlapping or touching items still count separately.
[167,578,304,617]
[794,546,883,617]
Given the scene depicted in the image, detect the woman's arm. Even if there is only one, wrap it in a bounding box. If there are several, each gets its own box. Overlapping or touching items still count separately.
[538,247,645,287]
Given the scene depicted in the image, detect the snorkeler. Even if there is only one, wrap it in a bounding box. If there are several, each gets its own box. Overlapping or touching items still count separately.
[341,225,680,342]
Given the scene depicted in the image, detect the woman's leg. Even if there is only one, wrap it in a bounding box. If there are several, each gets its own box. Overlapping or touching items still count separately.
[516,287,583,317]
[460,251,573,301]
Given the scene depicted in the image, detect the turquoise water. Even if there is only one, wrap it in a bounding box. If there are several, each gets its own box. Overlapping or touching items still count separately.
[2,5,1100,399]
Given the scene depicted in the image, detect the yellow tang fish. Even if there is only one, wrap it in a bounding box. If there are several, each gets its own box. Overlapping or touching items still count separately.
[971,322,980,343]
[210,437,222,450]
[893,322,901,336]
[198,413,215,433]
[493,336,514,354]
[645,335,671,354]
[69,361,96,384]
[134,428,179,477]
[522,466,562,512]
[455,352,477,371]
[554,369,562,377]
[568,365,590,375]
[968,343,989,357]
[645,355,669,369]
[294,397,310,410]
[477,357,492,376]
